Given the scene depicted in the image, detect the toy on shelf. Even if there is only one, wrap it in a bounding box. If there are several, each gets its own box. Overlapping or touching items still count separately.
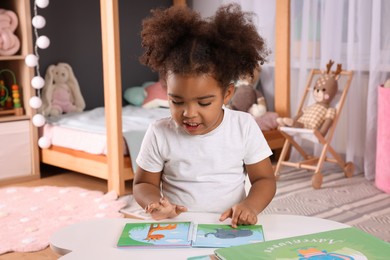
[0,80,9,106]
[0,69,23,116]
[0,9,20,56]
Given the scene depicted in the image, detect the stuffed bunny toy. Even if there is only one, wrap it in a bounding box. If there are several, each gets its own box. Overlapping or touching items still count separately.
[42,63,86,116]
[276,60,341,136]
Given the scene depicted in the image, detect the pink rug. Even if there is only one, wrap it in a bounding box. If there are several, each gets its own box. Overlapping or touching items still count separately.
[0,186,127,254]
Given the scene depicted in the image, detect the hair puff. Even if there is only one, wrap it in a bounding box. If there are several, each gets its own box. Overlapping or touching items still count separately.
[140,3,269,89]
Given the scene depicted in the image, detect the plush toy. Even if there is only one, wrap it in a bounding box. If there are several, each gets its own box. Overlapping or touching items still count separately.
[228,84,267,117]
[227,65,285,131]
[0,9,20,56]
[276,60,342,136]
[228,84,281,131]
[228,65,268,117]
[42,63,86,116]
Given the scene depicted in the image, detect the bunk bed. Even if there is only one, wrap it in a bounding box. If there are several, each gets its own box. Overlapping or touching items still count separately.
[40,0,290,196]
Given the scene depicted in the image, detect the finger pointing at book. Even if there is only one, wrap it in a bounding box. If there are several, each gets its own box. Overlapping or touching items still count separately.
[219,202,258,228]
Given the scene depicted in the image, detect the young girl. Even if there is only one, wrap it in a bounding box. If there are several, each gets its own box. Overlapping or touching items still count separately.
[133,3,276,228]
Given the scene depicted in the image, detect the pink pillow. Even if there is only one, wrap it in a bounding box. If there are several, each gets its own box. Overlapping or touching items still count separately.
[142,82,169,108]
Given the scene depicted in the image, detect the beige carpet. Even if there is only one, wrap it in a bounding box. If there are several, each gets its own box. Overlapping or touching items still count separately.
[262,168,390,242]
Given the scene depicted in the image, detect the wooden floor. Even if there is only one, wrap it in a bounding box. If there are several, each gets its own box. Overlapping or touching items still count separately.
[0,164,133,260]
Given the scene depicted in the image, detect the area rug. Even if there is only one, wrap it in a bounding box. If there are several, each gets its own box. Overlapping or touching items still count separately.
[262,168,390,242]
[0,186,127,254]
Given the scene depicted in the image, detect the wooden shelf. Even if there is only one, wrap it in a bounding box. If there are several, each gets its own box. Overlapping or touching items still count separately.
[0,0,40,184]
[0,107,23,116]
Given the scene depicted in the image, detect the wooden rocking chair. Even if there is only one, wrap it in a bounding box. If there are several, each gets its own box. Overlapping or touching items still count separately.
[274,63,354,189]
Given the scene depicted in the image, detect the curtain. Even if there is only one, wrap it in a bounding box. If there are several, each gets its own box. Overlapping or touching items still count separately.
[192,0,390,180]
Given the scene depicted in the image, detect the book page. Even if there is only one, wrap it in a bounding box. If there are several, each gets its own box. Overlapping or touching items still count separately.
[117,222,192,248]
[192,224,264,248]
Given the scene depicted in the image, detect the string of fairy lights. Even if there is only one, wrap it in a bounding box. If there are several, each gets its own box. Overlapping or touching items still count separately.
[25,0,50,149]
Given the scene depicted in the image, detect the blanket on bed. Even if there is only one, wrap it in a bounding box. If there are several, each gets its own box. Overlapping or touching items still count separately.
[45,106,171,170]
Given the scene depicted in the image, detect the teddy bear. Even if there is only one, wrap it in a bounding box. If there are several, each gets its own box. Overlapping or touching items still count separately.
[0,9,20,56]
[229,83,282,131]
[276,60,342,136]
[228,65,268,117]
[228,84,267,117]
[42,63,86,116]
[227,65,283,131]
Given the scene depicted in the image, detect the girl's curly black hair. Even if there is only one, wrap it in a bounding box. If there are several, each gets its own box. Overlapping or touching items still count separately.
[140,3,269,89]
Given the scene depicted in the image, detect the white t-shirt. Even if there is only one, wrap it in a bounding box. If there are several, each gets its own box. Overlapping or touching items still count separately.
[136,108,272,213]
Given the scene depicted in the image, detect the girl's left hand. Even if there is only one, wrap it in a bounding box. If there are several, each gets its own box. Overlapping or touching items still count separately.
[145,197,187,220]
[219,203,258,228]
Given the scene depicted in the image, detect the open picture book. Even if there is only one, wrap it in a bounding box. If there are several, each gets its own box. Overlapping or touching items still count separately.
[117,221,264,248]
[214,227,390,260]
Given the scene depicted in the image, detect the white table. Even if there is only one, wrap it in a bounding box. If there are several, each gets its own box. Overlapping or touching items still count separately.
[50,213,349,259]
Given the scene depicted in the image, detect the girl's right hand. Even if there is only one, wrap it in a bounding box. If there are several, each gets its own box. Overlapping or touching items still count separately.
[145,197,187,220]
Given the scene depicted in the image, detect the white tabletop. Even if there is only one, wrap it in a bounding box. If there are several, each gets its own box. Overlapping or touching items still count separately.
[50,213,349,259]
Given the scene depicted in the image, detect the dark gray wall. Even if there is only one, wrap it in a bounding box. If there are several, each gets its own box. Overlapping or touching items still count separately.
[32,0,172,109]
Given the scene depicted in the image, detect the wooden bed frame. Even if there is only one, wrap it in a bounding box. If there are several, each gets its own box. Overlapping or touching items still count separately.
[41,0,290,196]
